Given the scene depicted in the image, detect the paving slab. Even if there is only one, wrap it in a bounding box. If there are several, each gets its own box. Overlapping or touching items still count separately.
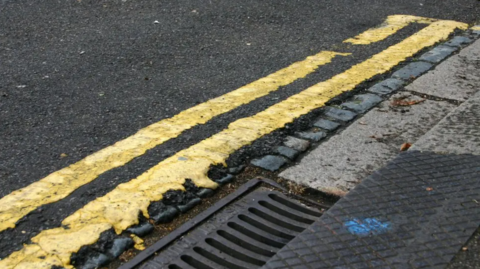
[280,93,456,196]
[406,38,480,101]
[264,151,480,269]
[411,92,480,155]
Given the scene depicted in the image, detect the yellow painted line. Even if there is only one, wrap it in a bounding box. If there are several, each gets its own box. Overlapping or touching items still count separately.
[130,235,145,250]
[344,15,437,45]
[472,25,480,31]
[0,19,467,269]
[0,51,345,233]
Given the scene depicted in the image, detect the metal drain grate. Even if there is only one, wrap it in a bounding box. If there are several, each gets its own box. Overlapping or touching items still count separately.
[139,188,324,269]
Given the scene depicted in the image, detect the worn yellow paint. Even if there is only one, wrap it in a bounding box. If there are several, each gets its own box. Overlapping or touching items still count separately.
[0,19,467,269]
[0,51,345,233]
[130,235,145,250]
[344,15,437,45]
[472,25,480,31]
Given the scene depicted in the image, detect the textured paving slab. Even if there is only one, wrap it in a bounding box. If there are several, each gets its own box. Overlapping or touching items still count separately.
[412,92,480,155]
[406,38,480,101]
[264,151,480,269]
[280,93,456,196]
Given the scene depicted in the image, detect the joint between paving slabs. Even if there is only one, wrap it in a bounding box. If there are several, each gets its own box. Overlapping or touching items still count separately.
[35,29,480,269]
[249,31,478,175]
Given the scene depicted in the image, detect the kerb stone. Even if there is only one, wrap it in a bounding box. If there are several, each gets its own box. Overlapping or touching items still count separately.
[367,78,404,95]
[280,93,456,196]
[419,45,458,63]
[283,136,310,151]
[341,94,382,113]
[313,119,340,131]
[251,155,288,171]
[296,131,327,142]
[276,146,300,160]
[444,36,473,47]
[392,61,433,80]
[324,107,357,122]
[405,38,480,101]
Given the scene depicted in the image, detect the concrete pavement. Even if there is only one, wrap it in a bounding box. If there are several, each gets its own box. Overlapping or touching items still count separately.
[1,5,479,267]
[280,37,480,196]
[271,30,480,268]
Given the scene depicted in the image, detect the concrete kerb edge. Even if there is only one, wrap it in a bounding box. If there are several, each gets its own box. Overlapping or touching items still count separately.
[69,30,480,269]
[250,30,480,174]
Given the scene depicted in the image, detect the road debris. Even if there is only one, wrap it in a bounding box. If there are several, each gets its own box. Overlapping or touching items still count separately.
[391,96,425,107]
[400,142,412,151]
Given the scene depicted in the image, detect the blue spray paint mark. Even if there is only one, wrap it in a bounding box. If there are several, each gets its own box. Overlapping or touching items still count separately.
[344,218,391,236]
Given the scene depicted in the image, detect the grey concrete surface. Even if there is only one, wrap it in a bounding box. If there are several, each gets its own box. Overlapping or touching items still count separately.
[280,93,456,196]
[412,92,480,155]
[406,38,480,101]
[448,227,480,269]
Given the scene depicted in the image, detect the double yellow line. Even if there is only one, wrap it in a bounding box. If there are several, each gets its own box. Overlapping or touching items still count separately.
[0,16,468,268]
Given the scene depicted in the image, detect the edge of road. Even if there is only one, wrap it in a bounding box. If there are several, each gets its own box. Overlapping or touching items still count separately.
[246,27,480,192]
[121,27,480,268]
[1,21,479,269]
[107,25,480,269]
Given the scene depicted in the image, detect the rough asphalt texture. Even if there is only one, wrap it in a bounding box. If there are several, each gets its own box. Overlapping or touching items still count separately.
[1,0,479,197]
[0,0,479,261]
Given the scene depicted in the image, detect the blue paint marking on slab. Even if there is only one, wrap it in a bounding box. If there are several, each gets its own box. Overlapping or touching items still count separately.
[344,218,391,236]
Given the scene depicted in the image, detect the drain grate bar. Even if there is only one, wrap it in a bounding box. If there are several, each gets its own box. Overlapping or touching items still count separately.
[138,187,326,269]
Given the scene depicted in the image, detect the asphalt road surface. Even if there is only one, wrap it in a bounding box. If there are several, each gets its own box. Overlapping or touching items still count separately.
[0,0,479,267]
